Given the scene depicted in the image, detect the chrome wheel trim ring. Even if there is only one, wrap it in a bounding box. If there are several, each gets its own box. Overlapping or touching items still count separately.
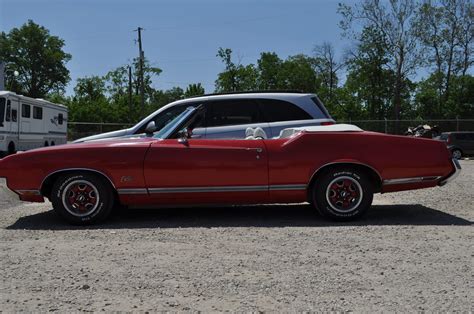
[325,176,363,213]
[61,180,100,217]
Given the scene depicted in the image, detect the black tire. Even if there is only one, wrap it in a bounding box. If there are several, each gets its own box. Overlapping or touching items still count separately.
[451,148,462,160]
[7,142,16,155]
[51,172,114,225]
[312,168,373,221]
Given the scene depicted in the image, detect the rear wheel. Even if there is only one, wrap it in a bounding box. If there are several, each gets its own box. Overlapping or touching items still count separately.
[451,149,462,160]
[51,172,114,225]
[311,168,373,221]
[7,142,16,155]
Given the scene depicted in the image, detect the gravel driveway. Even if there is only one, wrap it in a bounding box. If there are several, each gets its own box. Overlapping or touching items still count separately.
[0,161,472,312]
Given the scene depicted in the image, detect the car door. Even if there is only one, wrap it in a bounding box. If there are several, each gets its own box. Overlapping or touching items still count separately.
[144,138,269,204]
[466,133,474,154]
[204,99,271,139]
[454,133,469,154]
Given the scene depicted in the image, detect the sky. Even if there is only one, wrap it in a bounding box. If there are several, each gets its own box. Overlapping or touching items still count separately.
[1,0,353,95]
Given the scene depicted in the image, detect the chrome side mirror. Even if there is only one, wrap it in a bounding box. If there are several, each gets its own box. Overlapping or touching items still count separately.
[145,121,157,137]
[177,129,189,146]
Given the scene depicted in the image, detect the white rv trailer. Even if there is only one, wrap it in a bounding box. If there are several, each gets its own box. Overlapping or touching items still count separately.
[0,91,68,156]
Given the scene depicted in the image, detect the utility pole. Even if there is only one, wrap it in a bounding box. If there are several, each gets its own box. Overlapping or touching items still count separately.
[128,65,133,120]
[135,27,145,117]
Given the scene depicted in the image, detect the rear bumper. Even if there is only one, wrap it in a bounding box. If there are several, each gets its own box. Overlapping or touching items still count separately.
[438,158,462,186]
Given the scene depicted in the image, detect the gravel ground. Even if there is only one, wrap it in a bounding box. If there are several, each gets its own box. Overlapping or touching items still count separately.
[0,161,472,312]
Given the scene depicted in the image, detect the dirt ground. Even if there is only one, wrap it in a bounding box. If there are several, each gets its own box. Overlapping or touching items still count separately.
[0,161,472,312]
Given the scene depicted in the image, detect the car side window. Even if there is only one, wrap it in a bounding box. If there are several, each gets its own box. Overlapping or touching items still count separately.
[258,99,312,122]
[207,99,263,127]
[136,104,199,134]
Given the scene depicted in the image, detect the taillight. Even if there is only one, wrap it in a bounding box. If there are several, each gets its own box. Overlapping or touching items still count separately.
[321,121,335,126]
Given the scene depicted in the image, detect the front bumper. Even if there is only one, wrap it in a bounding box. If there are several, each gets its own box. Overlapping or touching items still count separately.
[439,158,462,186]
[0,178,20,202]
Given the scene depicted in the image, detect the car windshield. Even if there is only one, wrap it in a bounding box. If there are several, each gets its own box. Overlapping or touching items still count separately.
[153,106,196,139]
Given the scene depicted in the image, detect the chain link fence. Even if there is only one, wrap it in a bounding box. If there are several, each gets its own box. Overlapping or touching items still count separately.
[68,119,474,141]
[68,122,133,141]
[338,119,474,135]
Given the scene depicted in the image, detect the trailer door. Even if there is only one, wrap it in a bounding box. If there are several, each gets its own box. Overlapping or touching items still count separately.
[9,98,19,145]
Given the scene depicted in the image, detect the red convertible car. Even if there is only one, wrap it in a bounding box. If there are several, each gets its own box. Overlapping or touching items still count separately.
[0,106,461,224]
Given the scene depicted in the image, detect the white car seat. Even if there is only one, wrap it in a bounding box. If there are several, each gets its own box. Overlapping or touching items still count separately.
[245,127,268,140]
[253,127,267,139]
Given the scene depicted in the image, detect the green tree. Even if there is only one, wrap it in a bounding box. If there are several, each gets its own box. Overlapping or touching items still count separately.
[74,76,107,101]
[339,0,422,131]
[256,52,283,90]
[344,27,396,120]
[313,42,344,103]
[215,48,258,92]
[0,20,71,98]
[185,83,205,97]
[278,54,319,92]
[414,0,473,108]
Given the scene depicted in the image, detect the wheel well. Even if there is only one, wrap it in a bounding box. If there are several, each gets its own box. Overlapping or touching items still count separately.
[307,163,382,200]
[40,169,118,202]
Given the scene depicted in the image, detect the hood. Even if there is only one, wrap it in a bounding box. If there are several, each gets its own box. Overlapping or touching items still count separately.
[2,137,157,162]
[73,128,132,143]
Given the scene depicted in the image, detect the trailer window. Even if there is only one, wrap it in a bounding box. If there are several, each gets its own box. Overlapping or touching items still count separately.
[33,106,43,120]
[58,113,64,125]
[12,109,17,122]
[0,98,5,125]
[6,100,11,122]
[22,104,31,118]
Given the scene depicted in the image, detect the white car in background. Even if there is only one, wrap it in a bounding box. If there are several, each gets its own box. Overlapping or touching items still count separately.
[74,92,335,142]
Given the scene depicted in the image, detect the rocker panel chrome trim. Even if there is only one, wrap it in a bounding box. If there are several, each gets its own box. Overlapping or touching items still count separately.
[117,188,148,195]
[148,185,269,194]
[147,184,307,194]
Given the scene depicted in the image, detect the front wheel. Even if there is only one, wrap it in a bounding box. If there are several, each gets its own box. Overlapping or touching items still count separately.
[451,149,462,160]
[312,168,373,221]
[51,173,114,225]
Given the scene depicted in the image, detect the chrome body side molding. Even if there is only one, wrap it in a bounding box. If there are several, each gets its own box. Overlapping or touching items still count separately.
[118,184,307,195]
[117,188,148,195]
[383,176,442,186]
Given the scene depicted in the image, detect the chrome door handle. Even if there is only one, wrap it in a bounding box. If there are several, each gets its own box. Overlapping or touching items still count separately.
[247,148,263,153]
